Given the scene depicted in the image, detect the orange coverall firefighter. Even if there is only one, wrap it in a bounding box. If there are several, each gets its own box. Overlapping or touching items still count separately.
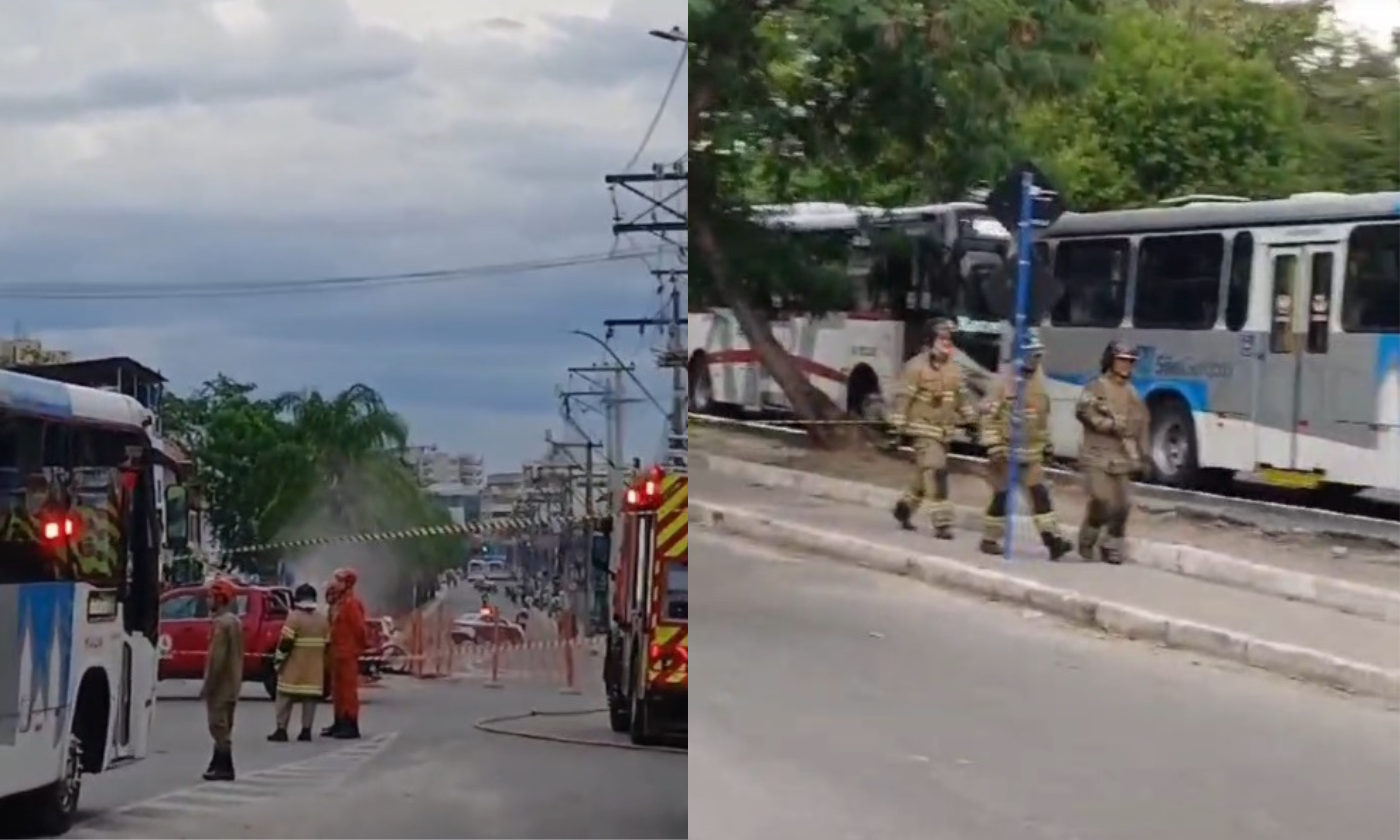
[321,568,369,739]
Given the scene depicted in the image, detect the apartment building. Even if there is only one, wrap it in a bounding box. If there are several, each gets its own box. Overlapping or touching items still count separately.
[482,471,527,520]
[403,445,486,489]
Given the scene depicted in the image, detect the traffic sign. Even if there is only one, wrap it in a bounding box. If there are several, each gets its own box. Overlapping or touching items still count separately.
[980,161,1067,322]
[985,161,1065,233]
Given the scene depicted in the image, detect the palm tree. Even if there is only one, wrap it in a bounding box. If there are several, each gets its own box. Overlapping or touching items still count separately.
[271,385,455,609]
[273,384,409,474]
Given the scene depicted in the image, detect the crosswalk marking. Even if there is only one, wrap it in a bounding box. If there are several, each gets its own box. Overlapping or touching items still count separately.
[69,733,398,838]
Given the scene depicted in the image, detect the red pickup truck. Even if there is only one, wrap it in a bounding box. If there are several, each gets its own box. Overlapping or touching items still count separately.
[158,583,296,698]
[159,583,392,698]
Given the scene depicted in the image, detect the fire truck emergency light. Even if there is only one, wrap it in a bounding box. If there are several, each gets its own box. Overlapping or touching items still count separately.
[625,468,666,511]
[41,516,78,541]
[650,641,686,664]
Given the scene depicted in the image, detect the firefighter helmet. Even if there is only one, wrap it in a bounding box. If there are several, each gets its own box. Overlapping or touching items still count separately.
[1100,340,1140,372]
[928,316,957,340]
[1021,329,1045,356]
[209,578,237,603]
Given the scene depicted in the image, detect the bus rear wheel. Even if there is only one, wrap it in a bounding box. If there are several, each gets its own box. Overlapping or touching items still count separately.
[1148,400,1200,487]
[688,355,715,414]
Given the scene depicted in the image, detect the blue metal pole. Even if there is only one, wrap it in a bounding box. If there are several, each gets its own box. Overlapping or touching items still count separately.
[1004,171,1036,561]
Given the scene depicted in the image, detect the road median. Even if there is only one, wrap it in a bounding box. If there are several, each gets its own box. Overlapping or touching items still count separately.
[697,498,1400,702]
[699,453,1400,624]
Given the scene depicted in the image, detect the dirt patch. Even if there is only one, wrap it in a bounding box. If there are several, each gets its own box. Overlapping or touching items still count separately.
[693,426,1400,592]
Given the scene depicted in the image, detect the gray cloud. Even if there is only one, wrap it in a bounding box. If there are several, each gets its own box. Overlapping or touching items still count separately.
[0,0,686,468]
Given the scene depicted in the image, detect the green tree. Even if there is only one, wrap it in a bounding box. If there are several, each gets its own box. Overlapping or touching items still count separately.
[1018,6,1312,208]
[161,379,457,603]
[161,376,316,565]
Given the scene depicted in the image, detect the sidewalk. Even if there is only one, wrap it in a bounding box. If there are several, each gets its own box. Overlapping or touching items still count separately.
[699,452,1400,624]
[693,426,1400,591]
[695,469,1400,700]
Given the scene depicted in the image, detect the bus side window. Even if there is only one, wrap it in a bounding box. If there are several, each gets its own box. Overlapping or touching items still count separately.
[1225,232,1252,332]
[1050,239,1129,328]
[1133,233,1224,330]
[0,415,51,584]
[1341,222,1400,334]
[1307,252,1333,354]
[1269,255,1298,354]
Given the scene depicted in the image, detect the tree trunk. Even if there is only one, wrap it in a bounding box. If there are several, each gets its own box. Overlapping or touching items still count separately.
[689,82,859,450]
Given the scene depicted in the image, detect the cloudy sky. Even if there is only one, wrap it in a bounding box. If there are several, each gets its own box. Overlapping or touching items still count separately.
[0,0,687,472]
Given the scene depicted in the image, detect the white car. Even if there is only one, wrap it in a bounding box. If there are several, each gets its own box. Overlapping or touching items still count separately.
[450,614,525,646]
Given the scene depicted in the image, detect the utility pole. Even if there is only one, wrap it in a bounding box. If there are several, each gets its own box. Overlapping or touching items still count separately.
[551,394,608,626]
[605,270,688,474]
[566,364,643,513]
[605,162,687,257]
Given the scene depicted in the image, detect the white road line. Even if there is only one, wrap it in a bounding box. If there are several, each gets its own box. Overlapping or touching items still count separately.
[69,734,398,837]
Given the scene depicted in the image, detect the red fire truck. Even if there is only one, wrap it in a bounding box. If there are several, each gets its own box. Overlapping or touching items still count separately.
[604,467,688,745]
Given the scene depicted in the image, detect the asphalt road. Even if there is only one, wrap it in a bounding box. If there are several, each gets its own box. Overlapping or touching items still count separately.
[51,583,684,839]
[691,528,1400,840]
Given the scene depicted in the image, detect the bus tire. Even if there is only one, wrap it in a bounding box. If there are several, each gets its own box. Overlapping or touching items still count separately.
[688,353,715,414]
[1147,397,1200,487]
[846,365,885,425]
[26,728,83,836]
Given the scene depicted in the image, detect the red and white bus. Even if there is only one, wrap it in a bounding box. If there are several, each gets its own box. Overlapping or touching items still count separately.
[688,201,1014,421]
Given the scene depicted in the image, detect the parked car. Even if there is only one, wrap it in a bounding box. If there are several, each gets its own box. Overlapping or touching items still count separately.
[158,583,294,699]
[449,613,525,647]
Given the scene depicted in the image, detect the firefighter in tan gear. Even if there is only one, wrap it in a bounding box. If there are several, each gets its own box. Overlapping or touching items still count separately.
[978,331,1074,559]
[268,583,329,743]
[200,578,244,781]
[1074,340,1151,564]
[889,318,976,538]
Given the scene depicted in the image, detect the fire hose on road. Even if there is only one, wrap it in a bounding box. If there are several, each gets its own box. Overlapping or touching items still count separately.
[473,708,687,755]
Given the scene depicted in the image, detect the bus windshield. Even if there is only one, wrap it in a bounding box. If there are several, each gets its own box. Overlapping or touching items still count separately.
[0,413,137,587]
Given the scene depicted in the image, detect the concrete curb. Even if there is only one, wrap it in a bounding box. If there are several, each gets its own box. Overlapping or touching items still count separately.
[698,453,1400,625]
[694,501,1400,702]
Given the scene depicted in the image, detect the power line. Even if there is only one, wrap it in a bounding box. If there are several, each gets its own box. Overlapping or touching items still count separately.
[0,249,650,300]
[621,46,686,171]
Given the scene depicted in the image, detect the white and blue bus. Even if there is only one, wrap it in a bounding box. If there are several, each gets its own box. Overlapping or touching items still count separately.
[1033,191,1400,494]
[0,369,166,834]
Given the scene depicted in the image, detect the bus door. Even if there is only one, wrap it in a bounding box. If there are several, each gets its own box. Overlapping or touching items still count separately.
[1257,243,1341,481]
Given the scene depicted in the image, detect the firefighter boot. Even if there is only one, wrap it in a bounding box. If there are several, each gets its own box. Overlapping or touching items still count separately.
[1076,526,1100,562]
[1099,537,1125,566]
[892,500,914,531]
[202,746,235,782]
[933,525,955,540]
[297,728,313,742]
[979,516,1005,555]
[321,717,344,738]
[333,718,362,740]
[1040,531,1073,562]
[267,728,289,743]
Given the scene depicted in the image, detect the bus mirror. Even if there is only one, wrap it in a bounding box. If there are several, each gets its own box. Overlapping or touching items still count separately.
[165,485,189,546]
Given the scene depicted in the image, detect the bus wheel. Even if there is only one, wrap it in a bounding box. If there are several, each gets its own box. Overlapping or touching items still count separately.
[688,354,715,413]
[1148,400,1199,487]
[846,366,885,426]
[27,731,82,836]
